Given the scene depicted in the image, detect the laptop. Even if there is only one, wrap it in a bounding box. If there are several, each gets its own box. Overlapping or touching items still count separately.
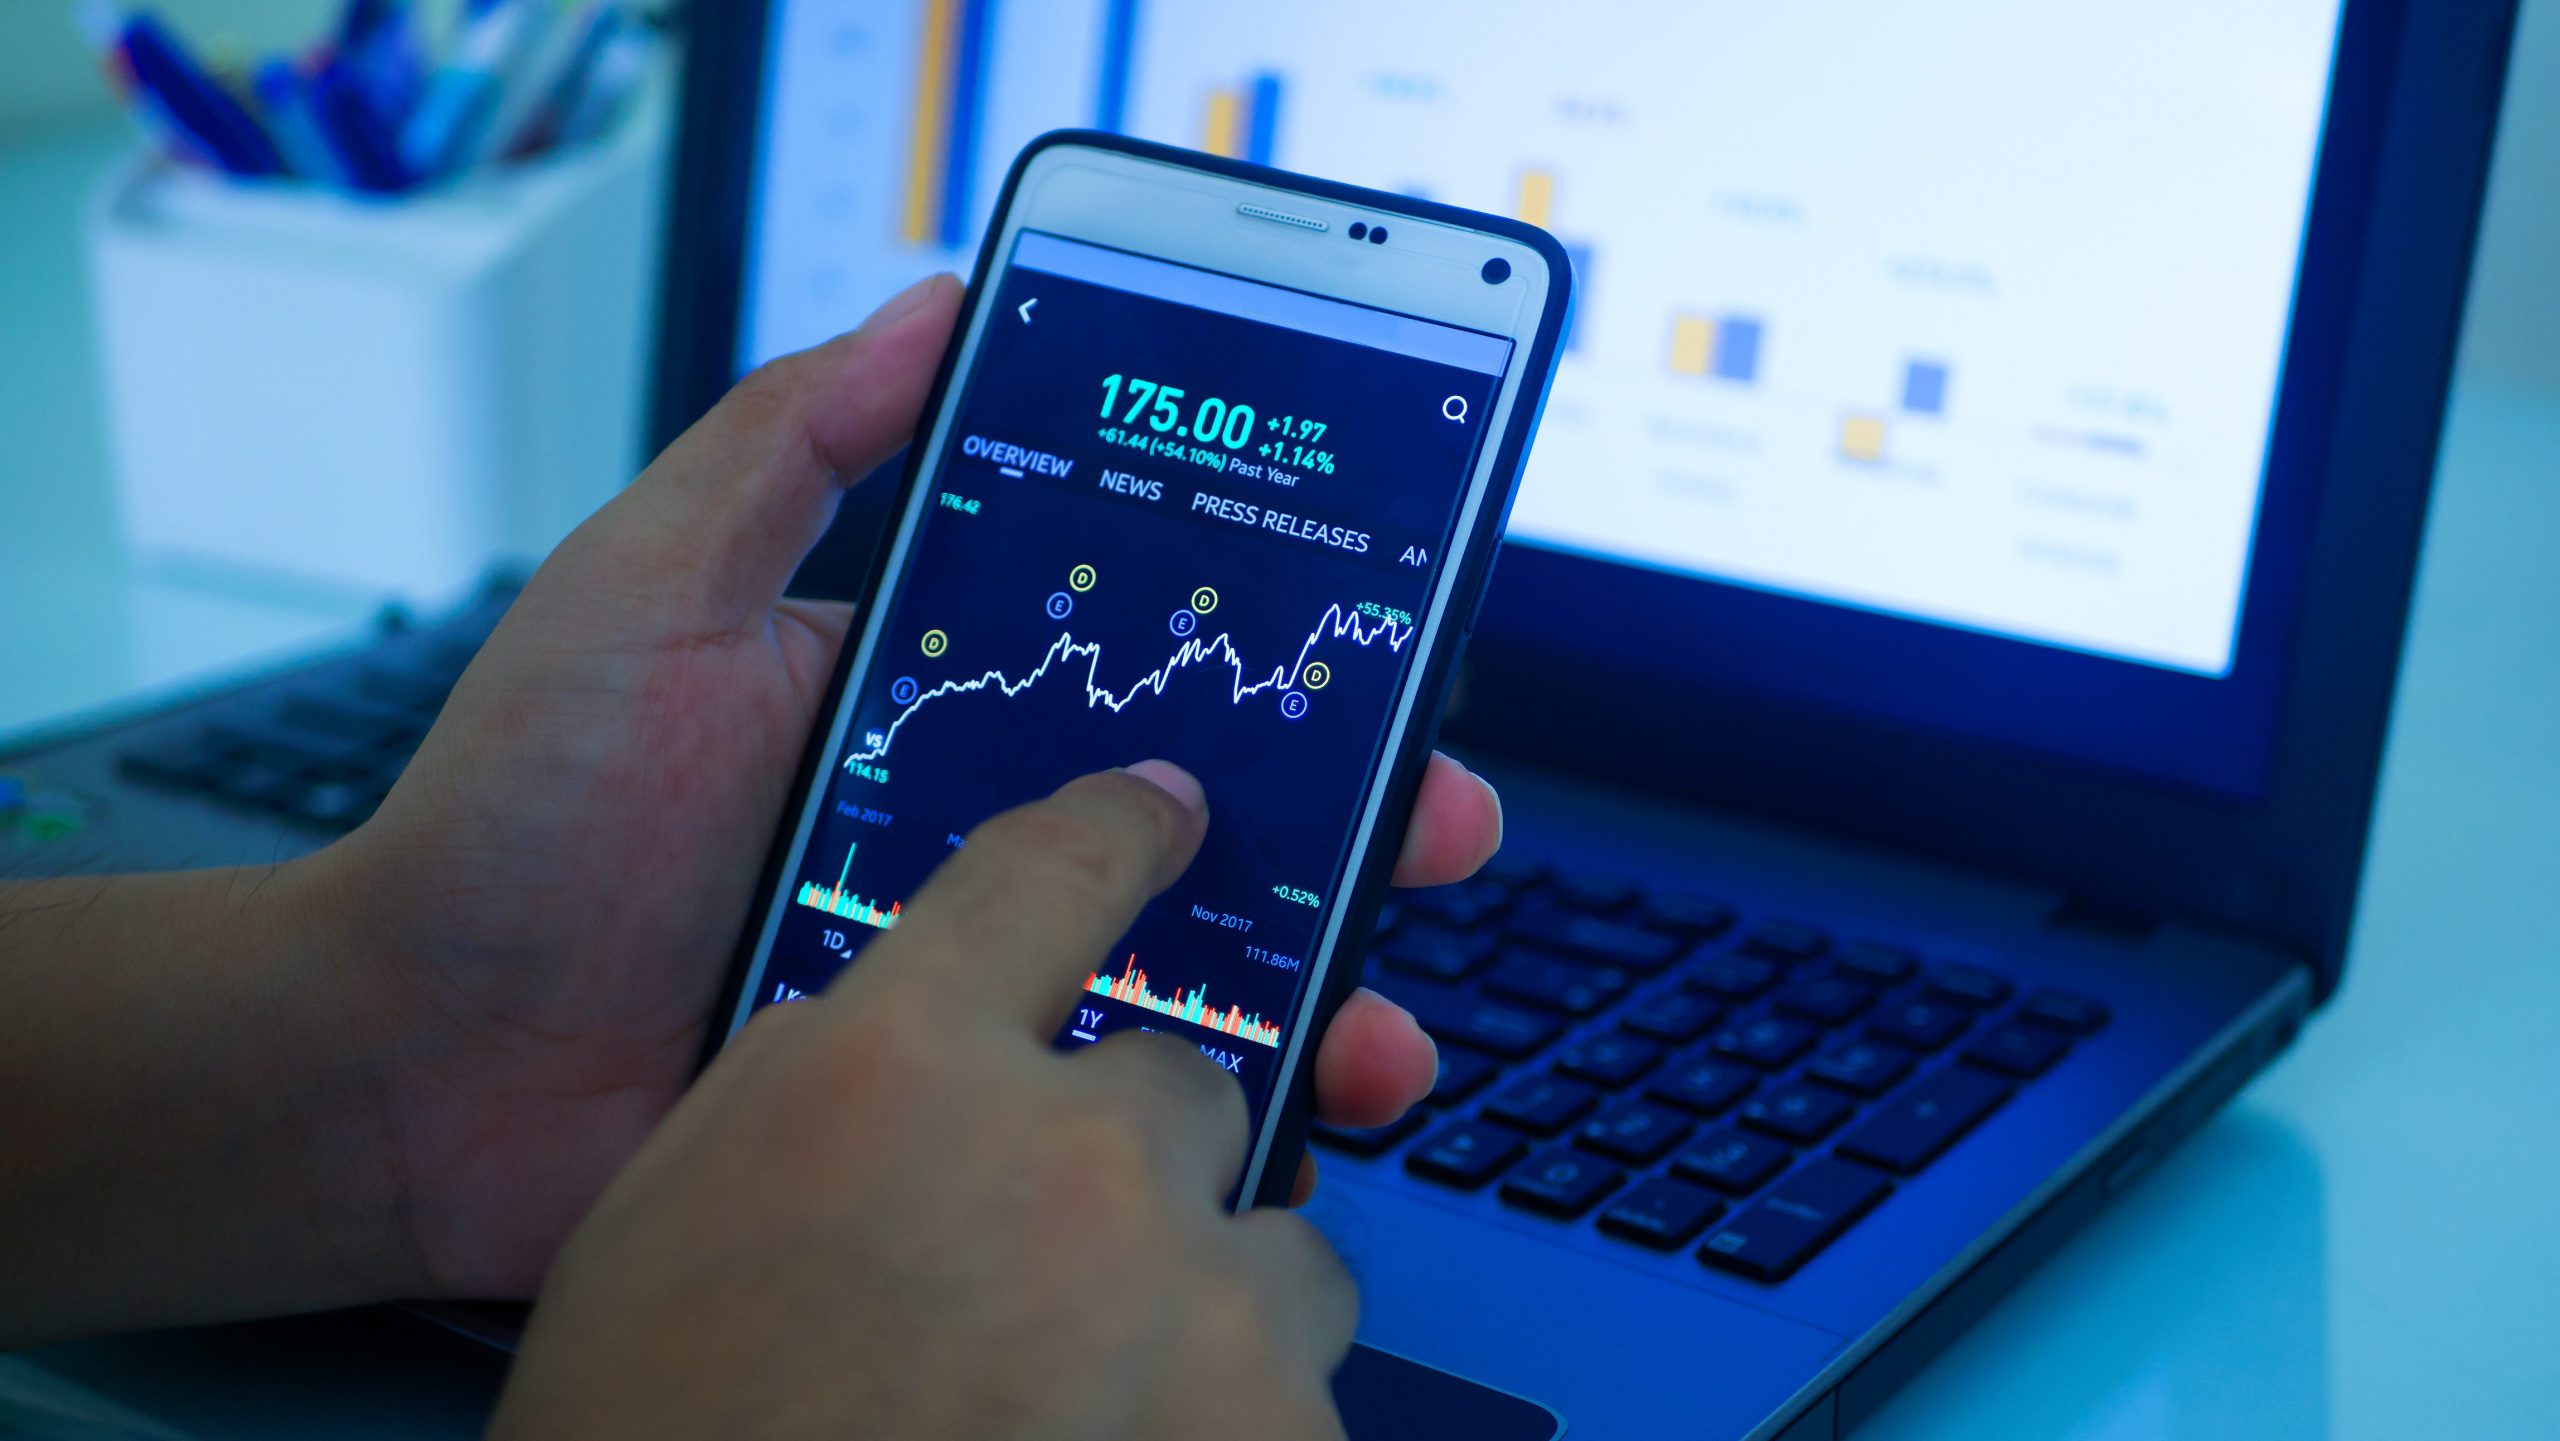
[0,1,2516,1435]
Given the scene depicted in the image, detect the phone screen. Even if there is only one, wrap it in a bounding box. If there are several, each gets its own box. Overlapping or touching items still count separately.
[734,230,1512,1132]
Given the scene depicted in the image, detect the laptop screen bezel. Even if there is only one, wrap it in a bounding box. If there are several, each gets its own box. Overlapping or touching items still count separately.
[650,0,2520,999]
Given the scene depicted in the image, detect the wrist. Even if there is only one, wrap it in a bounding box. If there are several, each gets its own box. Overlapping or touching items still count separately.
[0,858,426,1342]
[211,852,437,1303]
[263,837,450,1299]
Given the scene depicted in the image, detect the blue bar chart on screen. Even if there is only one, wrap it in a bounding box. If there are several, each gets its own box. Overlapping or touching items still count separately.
[742,0,2343,682]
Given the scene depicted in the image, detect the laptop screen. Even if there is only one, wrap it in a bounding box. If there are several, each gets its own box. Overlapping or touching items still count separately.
[735,2,2350,765]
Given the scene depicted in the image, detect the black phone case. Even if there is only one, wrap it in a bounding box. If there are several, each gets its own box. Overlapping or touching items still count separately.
[701,128,1574,1208]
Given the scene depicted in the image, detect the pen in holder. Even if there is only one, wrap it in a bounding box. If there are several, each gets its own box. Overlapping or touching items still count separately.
[84,90,667,603]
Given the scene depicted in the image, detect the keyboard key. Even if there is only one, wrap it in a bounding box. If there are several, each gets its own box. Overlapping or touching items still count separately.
[1926,963,2013,1007]
[1621,988,1723,1044]
[1483,953,1630,1016]
[1553,873,1640,914]
[1739,919,1829,963]
[1483,1075,1600,1136]
[1685,952,1781,1001]
[1375,925,1495,983]
[116,732,240,791]
[1645,1055,1759,1117]
[1478,852,1549,892]
[420,635,483,679]
[1395,990,1563,1060]
[1505,909,1687,973]
[1645,890,1736,939]
[1869,997,1974,1052]
[1775,975,1878,1025]
[1406,1120,1529,1190]
[1805,1038,1917,1097]
[276,692,412,747]
[1427,1048,1498,1106]
[213,762,307,812]
[1698,1157,1894,1281]
[200,720,359,773]
[1962,1022,2072,1078]
[285,778,379,830]
[355,666,454,717]
[1599,1178,1726,1249]
[1710,1015,1819,1069]
[1836,1066,2015,1174]
[1737,1083,1856,1144]
[2019,989,2111,1034]
[1554,1033,1664,1088]
[1401,884,1504,929]
[1671,1127,1794,1194]
[1832,941,1919,984]
[1311,1108,1429,1157]
[1576,1102,1693,1165]
[1499,1149,1625,1219]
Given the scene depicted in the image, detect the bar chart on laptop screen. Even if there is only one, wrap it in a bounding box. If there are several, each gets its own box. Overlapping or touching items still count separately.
[745,0,2344,678]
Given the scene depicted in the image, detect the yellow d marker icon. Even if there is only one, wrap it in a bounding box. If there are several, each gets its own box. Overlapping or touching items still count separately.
[919,629,949,658]
[1190,586,1219,615]
[1068,564,1098,592]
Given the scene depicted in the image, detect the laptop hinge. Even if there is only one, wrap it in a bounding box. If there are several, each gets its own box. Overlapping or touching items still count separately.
[2043,894,2163,942]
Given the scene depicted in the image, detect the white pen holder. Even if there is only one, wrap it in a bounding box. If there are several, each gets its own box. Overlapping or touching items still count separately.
[85,97,668,603]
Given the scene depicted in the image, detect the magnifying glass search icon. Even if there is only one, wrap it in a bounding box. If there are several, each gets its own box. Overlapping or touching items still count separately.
[1441,395,1468,423]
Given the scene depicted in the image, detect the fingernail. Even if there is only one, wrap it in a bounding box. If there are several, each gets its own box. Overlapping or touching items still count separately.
[1476,770,1505,854]
[1121,758,1206,814]
[862,273,950,330]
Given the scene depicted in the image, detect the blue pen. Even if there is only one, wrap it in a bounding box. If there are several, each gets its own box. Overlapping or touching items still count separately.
[120,13,287,176]
[334,0,390,50]
[341,0,426,125]
[253,59,349,186]
[398,0,545,182]
[312,58,415,194]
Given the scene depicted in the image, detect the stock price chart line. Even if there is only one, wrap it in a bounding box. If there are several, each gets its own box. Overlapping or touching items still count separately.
[845,599,1412,769]
[1086,953,1284,1048]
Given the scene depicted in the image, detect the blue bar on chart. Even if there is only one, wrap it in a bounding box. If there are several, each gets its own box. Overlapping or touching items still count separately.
[1245,71,1282,165]
[1713,316,1763,382]
[1093,0,1140,131]
[900,0,998,249]
[1902,358,1950,415]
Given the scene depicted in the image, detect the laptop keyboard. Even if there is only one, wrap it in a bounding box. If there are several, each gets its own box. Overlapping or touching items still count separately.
[109,600,508,836]
[97,584,2105,1283]
[1321,860,2110,1282]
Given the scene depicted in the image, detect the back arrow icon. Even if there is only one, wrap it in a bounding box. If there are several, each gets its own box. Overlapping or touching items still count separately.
[1018,298,1037,323]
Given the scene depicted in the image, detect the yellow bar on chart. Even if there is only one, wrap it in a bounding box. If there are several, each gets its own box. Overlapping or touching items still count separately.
[1840,413,1888,463]
[1515,167,1556,229]
[1670,315,1716,375]
[900,0,957,245]
[1203,88,1242,157]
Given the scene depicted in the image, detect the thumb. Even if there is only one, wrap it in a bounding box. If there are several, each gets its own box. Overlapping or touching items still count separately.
[607,273,964,631]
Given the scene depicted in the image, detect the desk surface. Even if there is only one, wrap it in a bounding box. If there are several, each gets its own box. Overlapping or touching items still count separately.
[4,122,2557,1438]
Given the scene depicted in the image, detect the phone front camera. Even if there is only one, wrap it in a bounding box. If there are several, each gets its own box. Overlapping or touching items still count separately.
[1481,257,1512,284]
[1368,226,1389,245]
[1348,221,1368,240]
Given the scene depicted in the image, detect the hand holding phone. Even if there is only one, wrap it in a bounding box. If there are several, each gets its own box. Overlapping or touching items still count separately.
[494,762,1359,1441]
[717,133,1570,1203]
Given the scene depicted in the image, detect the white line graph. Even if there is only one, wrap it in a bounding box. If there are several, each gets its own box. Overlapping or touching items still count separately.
[846,602,1412,767]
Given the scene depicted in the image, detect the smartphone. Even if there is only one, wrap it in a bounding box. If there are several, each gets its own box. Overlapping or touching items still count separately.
[708,131,1570,1206]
